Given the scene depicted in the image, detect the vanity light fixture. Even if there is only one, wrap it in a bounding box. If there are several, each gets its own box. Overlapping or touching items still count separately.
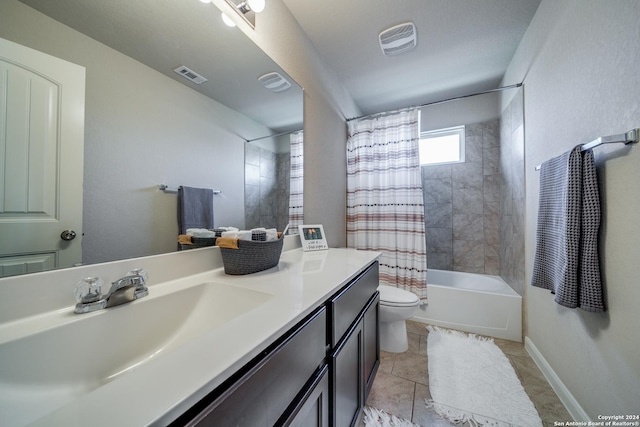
[221,0,265,28]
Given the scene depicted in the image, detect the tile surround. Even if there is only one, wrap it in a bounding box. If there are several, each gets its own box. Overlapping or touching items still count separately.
[244,142,290,230]
[361,321,571,426]
[499,89,526,295]
[422,92,525,294]
[422,120,501,274]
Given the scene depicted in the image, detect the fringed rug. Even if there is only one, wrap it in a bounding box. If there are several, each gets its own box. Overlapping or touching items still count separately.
[363,406,421,427]
[426,326,542,427]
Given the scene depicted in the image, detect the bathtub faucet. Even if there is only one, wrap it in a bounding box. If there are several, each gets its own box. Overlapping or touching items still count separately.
[73,269,149,314]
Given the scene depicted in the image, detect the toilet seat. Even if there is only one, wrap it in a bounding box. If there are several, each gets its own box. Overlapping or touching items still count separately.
[378,285,420,307]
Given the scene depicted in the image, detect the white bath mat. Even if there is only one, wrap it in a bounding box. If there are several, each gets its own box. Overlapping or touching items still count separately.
[426,326,542,427]
[363,406,421,427]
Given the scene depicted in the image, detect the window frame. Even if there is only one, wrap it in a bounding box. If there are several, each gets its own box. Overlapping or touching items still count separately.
[418,125,466,166]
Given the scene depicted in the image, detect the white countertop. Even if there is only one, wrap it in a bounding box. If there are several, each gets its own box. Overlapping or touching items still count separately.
[10,248,379,427]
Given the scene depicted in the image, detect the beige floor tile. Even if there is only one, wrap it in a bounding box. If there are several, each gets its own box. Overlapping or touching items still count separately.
[379,350,396,374]
[418,334,428,356]
[407,332,421,355]
[366,370,416,421]
[509,355,571,423]
[407,320,430,336]
[509,354,549,385]
[412,383,457,427]
[493,337,527,356]
[364,323,570,427]
[392,351,429,386]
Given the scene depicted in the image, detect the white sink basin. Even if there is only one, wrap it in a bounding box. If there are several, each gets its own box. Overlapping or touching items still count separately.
[0,281,272,426]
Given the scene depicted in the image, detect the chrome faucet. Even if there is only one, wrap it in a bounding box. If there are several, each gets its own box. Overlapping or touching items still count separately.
[74,269,149,314]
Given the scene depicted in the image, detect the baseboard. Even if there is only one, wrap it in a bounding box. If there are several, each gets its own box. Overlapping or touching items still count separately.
[524,337,590,422]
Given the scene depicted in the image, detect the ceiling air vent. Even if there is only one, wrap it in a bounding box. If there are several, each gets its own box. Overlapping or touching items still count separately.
[173,66,207,85]
[258,72,291,93]
[379,22,417,56]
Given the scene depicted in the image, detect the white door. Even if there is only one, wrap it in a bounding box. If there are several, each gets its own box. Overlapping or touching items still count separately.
[0,38,85,278]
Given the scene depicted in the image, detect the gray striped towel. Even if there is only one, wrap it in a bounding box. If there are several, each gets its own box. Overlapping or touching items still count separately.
[531,146,605,312]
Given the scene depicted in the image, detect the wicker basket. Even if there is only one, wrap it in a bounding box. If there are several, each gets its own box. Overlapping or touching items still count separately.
[180,237,217,250]
[220,237,284,275]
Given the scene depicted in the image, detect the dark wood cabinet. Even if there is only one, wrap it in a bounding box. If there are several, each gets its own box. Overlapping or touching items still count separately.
[171,261,379,427]
[330,292,379,427]
[174,307,327,427]
[278,365,330,427]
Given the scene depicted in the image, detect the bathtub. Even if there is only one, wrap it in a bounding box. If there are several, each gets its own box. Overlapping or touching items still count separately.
[412,269,522,342]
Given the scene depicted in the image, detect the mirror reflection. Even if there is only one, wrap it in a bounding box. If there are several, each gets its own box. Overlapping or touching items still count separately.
[0,0,303,278]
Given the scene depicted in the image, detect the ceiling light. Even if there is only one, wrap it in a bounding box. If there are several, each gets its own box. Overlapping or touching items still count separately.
[220,0,265,28]
[247,0,265,13]
[221,12,237,27]
[199,0,212,3]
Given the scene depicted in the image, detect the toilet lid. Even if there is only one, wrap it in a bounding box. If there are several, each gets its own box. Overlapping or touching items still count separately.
[378,285,420,307]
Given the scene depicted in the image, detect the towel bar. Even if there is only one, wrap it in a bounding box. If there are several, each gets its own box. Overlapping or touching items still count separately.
[535,128,639,171]
[158,184,221,195]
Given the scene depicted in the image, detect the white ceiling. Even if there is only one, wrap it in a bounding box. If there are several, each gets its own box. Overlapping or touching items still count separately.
[19,0,541,128]
[282,0,541,116]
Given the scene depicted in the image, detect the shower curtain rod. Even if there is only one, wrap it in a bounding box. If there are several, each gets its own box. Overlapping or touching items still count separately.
[346,83,523,122]
[245,129,303,143]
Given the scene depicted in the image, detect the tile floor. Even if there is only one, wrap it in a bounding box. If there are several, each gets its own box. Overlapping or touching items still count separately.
[362,321,572,427]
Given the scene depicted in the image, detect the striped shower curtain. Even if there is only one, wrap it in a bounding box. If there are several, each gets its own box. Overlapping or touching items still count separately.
[288,131,304,233]
[346,109,427,300]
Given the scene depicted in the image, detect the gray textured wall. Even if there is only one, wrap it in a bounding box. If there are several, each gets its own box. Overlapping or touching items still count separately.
[503,0,640,417]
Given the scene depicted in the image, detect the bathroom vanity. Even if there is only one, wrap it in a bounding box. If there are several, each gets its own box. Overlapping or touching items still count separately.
[171,260,380,427]
[0,243,380,427]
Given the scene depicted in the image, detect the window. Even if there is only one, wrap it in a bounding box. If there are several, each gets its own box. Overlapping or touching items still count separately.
[419,125,465,165]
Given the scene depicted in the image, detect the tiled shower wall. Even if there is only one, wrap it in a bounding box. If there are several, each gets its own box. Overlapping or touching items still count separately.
[244,142,290,230]
[499,90,526,295]
[422,120,501,274]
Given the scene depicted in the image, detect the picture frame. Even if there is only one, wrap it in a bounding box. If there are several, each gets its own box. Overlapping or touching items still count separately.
[298,224,329,252]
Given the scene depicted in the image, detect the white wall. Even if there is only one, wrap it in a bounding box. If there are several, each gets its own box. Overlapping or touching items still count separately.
[420,91,500,132]
[0,1,273,264]
[502,0,640,418]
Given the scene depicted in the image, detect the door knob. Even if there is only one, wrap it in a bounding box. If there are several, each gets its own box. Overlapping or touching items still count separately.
[61,230,77,241]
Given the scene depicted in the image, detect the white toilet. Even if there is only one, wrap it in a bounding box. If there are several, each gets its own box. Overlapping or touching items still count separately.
[378,285,421,353]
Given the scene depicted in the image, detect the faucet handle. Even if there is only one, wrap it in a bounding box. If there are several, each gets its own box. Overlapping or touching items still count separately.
[74,277,104,304]
[127,268,148,284]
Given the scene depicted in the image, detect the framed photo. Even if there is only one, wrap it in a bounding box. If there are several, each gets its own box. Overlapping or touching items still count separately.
[298,224,329,252]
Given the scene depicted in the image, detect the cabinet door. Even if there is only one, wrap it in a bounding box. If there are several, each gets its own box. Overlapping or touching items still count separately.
[177,307,326,427]
[280,365,330,427]
[331,320,364,427]
[328,263,378,347]
[363,293,380,401]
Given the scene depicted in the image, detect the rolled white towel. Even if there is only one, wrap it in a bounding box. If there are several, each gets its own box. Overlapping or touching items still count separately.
[237,230,252,241]
[265,228,278,241]
[186,228,217,238]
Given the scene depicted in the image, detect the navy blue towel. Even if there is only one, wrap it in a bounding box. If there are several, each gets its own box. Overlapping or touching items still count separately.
[178,186,214,235]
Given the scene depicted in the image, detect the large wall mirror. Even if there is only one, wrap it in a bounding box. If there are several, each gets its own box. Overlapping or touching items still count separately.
[0,0,303,278]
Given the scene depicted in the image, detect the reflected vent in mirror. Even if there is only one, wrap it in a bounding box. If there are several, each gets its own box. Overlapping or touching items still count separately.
[258,72,291,93]
[379,22,417,56]
[173,66,208,84]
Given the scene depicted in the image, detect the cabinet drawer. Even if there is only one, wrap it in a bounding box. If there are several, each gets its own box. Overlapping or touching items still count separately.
[182,306,327,427]
[328,262,378,347]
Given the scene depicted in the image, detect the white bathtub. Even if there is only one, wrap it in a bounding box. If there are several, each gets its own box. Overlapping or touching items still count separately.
[412,269,522,342]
